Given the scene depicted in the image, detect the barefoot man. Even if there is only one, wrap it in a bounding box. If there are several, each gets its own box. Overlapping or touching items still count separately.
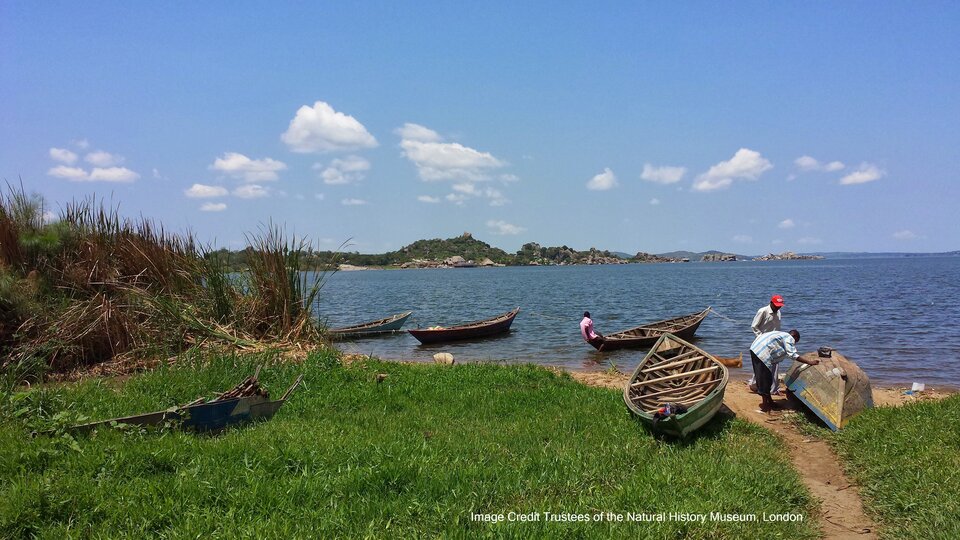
[750,329,819,412]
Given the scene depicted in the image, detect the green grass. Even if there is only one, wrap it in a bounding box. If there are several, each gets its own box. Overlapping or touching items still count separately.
[831,396,960,539]
[1,352,818,538]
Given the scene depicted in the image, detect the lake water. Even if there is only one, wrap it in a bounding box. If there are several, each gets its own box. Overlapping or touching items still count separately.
[313,257,960,387]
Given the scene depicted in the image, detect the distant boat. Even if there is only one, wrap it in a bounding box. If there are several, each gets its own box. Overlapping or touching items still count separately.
[623,333,728,437]
[328,311,413,338]
[590,307,710,351]
[408,307,520,344]
[784,349,874,431]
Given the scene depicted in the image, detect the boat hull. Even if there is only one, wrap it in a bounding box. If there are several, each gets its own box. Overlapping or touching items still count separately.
[623,333,728,437]
[594,308,710,351]
[408,308,519,344]
[784,351,873,431]
[329,311,412,339]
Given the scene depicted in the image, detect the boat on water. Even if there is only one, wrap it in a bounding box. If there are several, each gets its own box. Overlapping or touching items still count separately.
[69,370,303,434]
[408,307,520,344]
[623,333,728,437]
[328,311,413,338]
[591,307,710,351]
[784,349,873,431]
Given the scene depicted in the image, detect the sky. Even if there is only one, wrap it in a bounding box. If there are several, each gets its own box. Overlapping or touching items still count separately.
[2,2,959,255]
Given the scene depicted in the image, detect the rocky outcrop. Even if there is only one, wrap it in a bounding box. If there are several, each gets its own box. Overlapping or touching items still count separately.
[701,253,738,262]
[632,252,685,263]
[753,251,825,261]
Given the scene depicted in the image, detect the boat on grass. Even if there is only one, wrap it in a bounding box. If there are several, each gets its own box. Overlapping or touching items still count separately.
[328,311,413,338]
[408,307,520,344]
[591,307,710,351]
[69,369,303,434]
[784,349,873,431]
[623,333,728,437]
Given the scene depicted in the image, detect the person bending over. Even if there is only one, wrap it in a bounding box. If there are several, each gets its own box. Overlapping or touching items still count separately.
[749,329,819,412]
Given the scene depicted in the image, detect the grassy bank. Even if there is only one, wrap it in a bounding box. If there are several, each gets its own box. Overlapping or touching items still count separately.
[830,396,960,539]
[1,353,818,538]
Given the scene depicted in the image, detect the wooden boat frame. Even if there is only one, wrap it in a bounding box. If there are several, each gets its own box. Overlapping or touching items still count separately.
[69,371,304,434]
[592,307,711,351]
[328,311,413,338]
[623,333,728,437]
[408,307,520,344]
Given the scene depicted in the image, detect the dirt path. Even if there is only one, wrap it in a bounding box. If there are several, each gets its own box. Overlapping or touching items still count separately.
[566,371,945,539]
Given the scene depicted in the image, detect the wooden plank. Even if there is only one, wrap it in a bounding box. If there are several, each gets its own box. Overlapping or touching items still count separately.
[629,379,719,400]
[641,352,704,373]
[630,366,719,387]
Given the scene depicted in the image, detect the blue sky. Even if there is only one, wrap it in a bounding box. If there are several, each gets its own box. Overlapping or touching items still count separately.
[3,2,958,254]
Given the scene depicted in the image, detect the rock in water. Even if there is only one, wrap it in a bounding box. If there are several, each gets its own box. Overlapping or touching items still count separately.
[433,352,455,365]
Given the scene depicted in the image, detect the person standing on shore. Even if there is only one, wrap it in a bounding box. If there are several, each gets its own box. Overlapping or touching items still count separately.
[750,329,818,412]
[748,295,784,394]
[580,311,604,347]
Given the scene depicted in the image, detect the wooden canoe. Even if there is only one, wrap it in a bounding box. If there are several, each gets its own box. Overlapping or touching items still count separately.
[591,307,710,351]
[328,311,413,338]
[623,333,728,437]
[408,307,520,344]
[69,371,303,434]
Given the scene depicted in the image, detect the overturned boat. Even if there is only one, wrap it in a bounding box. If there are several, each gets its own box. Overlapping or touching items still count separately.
[784,349,873,431]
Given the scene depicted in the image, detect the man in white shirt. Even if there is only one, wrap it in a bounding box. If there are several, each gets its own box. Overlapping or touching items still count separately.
[750,329,819,412]
[748,295,784,394]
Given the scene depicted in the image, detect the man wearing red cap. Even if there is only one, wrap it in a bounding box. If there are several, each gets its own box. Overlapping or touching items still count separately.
[748,295,785,394]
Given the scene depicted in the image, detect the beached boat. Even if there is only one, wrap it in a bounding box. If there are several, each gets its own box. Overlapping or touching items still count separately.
[69,370,303,434]
[623,333,728,437]
[408,307,520,344]
[591,307,710,351]
[328,311,413,338]
[784,349,873,431]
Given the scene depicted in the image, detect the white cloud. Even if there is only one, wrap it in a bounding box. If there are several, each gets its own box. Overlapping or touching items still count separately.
[281,101,378,153]
[417,195,441,203]
[733,234,753,243]
[211,152,287,182]
[778,219,795,229]
[649,198,661,205]
[185,183,228,198]
[487,219,525,235]
[445,193,468,205]
[315,193,325,201]
[452,182,481,195]
[42,210,57,224]
[88,167,139,182]
[341,198,367,206]
[233,184,269,199]
[314,155,371,185]
[693,148,772,192]
[85,150,123,167]
[394,123,441,142]
[640,163,686,184]
[200,202,227,212]
[72,138,90,149]
[47,165,89,181]
[798,237,822,245]
[893,230,918,240]
[840,163,884,185]
[152,168,162,179]
[795,155,845,173]
[49,147,77,164]
[499,173,520,183]
[400,138,504,181]
[586,168,618,191]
